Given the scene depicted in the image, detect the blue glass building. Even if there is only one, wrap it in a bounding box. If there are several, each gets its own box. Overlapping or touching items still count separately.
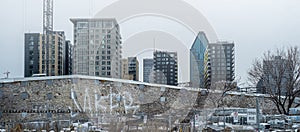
[190,32,209,88]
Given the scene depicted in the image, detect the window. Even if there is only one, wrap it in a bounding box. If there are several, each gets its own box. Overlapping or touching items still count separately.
[107,72,111,76]
[29,51,34,56]
[104,21,112,28]
[101,71,106,76]
[90,22,95,28]
[30,42,34,46]
[102,61,106,65]
[107,66,111,70]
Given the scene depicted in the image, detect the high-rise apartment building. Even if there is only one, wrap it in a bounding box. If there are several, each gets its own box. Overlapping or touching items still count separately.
[64,40,73,75]
[70,18,122,78]
[256,56,291,95]
[190,32,209,88]
[143,58,154,83]
[121,57,139,81]
[204,42,235,88]
[24,32,71,77]
[24,0,73,77]
[40,31,66,76]
[153,51,178,86]
[24,33,41,77]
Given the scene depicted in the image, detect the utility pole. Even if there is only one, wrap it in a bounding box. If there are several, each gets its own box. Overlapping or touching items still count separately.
[193,110,196,132]
[3,71,10,79]
[256,97,260,131]
[223,107,225,130]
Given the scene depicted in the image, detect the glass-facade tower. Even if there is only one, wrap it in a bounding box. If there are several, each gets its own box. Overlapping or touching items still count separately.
[190,32,209,88]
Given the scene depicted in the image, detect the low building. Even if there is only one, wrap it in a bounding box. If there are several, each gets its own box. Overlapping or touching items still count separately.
[143,58,154,83]
[121,57,139,81]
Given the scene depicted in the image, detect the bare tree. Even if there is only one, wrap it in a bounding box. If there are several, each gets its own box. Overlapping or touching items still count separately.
[205,80,237,108]
[248,46,300,115]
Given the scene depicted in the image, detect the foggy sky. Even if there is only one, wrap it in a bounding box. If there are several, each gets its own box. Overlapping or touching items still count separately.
[1,0,300,86]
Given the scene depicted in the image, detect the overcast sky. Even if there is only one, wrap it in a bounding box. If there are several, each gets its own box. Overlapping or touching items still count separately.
[0,0,300,86]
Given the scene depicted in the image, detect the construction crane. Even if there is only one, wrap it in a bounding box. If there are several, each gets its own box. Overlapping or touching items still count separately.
[43,0,53,76]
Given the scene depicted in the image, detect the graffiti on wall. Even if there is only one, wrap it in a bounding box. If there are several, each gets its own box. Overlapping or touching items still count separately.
[71,84,139,117]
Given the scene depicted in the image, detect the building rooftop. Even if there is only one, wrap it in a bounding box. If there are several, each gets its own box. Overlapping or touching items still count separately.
[69,18,118,24]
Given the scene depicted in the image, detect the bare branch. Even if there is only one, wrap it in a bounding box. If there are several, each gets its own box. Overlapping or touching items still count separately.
[248,46,300,115]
